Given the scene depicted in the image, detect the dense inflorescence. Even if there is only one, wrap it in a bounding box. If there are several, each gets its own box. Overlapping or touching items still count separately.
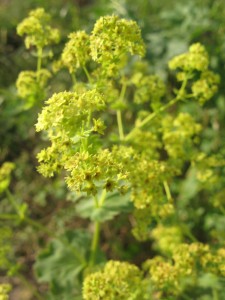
[17,8,60,49]
[144,243,225,296]
[61,31,91,73]
[83,261,146,300]
[90,15,145,76]
[13,8,224,300]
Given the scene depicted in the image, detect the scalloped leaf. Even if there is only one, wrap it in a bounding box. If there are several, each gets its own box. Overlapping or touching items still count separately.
[75,191,133,222]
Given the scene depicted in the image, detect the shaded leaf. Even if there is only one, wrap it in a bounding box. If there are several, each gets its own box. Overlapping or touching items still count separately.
[76,191,133,222]
[34,230,90,298]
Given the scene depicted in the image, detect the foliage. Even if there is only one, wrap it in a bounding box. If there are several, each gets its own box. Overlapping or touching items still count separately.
[1,2,225,300]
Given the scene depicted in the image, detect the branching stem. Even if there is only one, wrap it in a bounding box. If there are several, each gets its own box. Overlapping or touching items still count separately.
[83,65,92,83]
[125,75,189,141]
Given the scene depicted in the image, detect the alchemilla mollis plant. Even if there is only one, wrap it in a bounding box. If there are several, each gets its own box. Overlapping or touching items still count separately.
[1,7,224,300]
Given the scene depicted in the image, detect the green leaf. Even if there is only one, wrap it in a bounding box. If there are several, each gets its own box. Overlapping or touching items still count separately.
[179,167,199,204]
[76,191,133,222]
[198,273,220,289]
[34,230,90,298]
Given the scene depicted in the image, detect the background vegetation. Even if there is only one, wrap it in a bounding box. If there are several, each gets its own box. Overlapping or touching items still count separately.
[0,0,225,299]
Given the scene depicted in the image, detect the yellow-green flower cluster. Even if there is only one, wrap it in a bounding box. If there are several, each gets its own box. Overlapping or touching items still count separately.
[90,15,145,76]
[162,112,202,160]
[132,204,175,241]
[36,89,105,176]
[216,248,225,276]
[151,225,183,254]
[61,31,90,73]
[169,43,209,72]
[16,69,51,107]
[36,90,129,195]
[95,78,120,109]
[0,162,15,194]
[65,149,129,195]
[193,153,225,187]
[112,146,176,241]
[17,8,60,49]
[36,89,105,134]
[168,43,220,104]
[211,188,225,209]
[144,242,225,295]
[192,70,220,104]
[131,208,152,241]
[130,159,174,209]
[145,256,180,292]
[128,129,161,158]
[0,284,12,300]
[131,73,165,107]
[83,260,146,300]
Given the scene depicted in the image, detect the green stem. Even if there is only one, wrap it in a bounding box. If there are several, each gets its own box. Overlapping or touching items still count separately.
[183,226,197,242]
[94,195,99,208]
[71,73,76,88]
[88,190,107,267]
[120,82,127,101]
[125,75,189,141]
[83,65,92,83]
[98,189,107,207]
[125,97,179,141]
[117,110,124,140]
[116,83,127,140]
[163,181,173,203]
[83,111,92,151]
[173,198,197,243]
[89,221,100,267]
[87,111,92,129]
